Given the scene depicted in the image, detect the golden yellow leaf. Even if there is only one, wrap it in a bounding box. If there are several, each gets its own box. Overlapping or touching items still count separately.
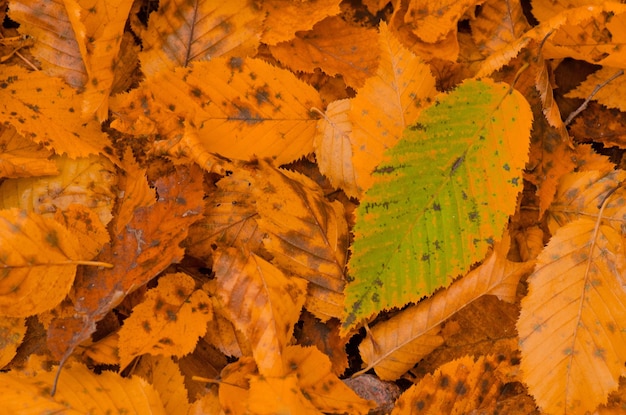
[219,357,256,415]
[249,374,322,415]
[113,148,156,235]
[111,58,323,165]
[251,161,349,321]
[213,247,307,376]
[518,219,626,414]
[0,359,166,414]
[0,124,57,179]
[0,66,115,158]
[269,16,379,89]
[118,272,213,368]
[260,0,341,45]
[283,345,375,414]
[404,0,482,43]
[139,0,264,76]
[81,332,120,366]
[54,204,110,259]
[135,355,191,415]
[0,316,26,369]
[471,0,530,56]
[71,0,135,121]
[359,233,535,380]
[315,22,437,197]
[0,155,117,226]
[547,169,626,235]
[566,67,626,112]
[8,0,87,88]
[390,355,512,415]
[0,208,102,317]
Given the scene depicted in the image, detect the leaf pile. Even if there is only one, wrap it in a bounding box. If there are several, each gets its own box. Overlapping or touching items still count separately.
[1,0,626,414]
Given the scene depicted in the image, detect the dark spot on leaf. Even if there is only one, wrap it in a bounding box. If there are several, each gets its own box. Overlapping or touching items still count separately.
[450,156,464,175]
[510,355,520,365]
[432,202,441,211]
[0,82,7,88]
[103,146,114,155]
[68,107,75,113]
[373,165,396,174]
[409,123,426,131]
[166,309,177,321]
[46,230,59,247]
[175,287,186,299]
[168,104,176,111]
[440,375,449,388]
[255,87,270,105]
[158,337,174,345]
[191,88,202,97]
[484,362,493,371]
[228,57,243,71]
[142,320,151,332]
[91,77,98,86]
[455,380,467,395]
[371,292,379,303]
[176,196,186,205]
[421,253,429,261]
[415,401,425,410]
[155,298,164,311]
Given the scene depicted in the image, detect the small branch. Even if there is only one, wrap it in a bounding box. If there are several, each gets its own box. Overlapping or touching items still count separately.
[564,69,624,127]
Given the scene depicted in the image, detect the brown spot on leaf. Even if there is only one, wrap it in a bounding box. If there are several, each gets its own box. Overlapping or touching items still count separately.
[142,320,151,332]
[158,337,174,345]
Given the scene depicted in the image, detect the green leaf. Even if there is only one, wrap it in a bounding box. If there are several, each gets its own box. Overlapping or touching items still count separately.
[343,79,532,330]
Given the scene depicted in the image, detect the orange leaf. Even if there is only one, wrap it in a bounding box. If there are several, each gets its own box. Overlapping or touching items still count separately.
[404,0,482,43]
[0,316,26,368]
[315,22,437,197]
[359,232,535,380]
[134,355,192,415]
[118,273,212,367]
[0,208,99,317]
[219,357,256,415]
[0,155,118,226]
[566,67,626,112]
[138,0,264,76]
[8,0,87,88]
[518,219,626,414]
[0,66,115,158]
[47,164,204,361]
[260,0,341,45]
[251,161,349,321]
[53,205,110,259]
[111,58,323,165]
[0,358,166,414]
[390,355,513,414]
[470,0,530,56]
[213,247,307,376]
[269,16,379,89]
[248,374,322,415]
[0,124,57,179]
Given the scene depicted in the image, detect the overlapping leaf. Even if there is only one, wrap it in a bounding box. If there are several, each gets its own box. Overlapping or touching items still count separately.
[0,155,117,225]
[0,125,57,179]
[118,273,212,367]
[518,218,626,414]
[213,247,307,376]
[0,359,166,414]
[138,0,264,76]
[566,67,626,112]
[471,0,530,56]
[343,79,532,330]
[269,16,379,89]
[358,234,534,380]
[0,208,106,317]
[111,58,323,165]
[0,67,115,158]
[315,22,437,197]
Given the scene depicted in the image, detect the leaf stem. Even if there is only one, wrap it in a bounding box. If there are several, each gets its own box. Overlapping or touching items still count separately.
[564,69,624,126]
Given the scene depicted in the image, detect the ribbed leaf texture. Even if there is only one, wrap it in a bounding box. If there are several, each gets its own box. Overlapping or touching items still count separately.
[343,79,532,330]
[517,218,626,414]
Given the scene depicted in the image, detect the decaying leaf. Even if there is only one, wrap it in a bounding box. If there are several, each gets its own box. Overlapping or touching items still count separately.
[518,218,626,414]
[0,124,57,179]
[118,273,212,368]
[359,233,534,380]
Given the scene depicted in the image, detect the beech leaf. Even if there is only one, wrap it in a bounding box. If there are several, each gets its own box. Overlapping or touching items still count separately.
[118,272,212,368]
[213,247,307,376]
[344,79,532,330]
[138,0,264,76]
[359,233,535,380]
[518,219,626,414]
[0,208,102,317]
[0,359,166,414]
[0,316,26,368]
[0,124,57,179]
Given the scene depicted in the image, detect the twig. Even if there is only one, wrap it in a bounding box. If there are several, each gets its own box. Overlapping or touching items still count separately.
[564,69,624,126]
